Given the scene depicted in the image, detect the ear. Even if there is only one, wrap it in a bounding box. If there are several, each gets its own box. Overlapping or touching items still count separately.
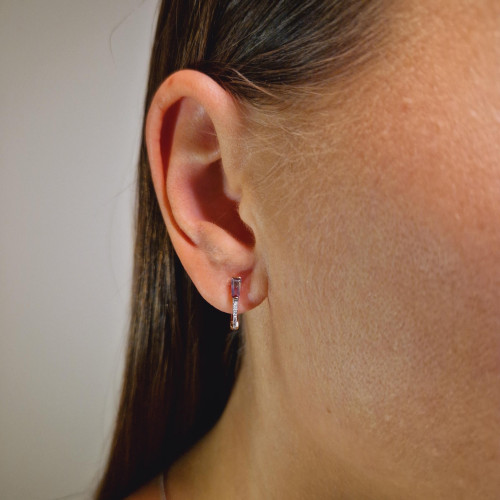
[145,69,267,315]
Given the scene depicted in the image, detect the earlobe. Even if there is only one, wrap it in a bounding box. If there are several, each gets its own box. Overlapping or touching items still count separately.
[145,70,267,315]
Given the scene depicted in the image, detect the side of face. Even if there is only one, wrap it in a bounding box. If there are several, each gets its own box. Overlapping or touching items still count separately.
[243,0,500,497]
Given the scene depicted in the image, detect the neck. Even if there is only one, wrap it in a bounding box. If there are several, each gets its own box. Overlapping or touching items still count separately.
[164,303,351,499]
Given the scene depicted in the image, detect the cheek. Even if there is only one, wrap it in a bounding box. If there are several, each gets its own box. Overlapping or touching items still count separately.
[254,4,500,492]
[261,109,500,495]
[348,11,500,398]
[319,96,500,494]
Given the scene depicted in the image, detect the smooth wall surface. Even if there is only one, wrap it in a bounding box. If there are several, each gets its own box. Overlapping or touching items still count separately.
[0,1,159,498]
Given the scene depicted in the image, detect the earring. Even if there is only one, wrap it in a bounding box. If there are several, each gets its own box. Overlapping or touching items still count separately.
[230,277,242,330]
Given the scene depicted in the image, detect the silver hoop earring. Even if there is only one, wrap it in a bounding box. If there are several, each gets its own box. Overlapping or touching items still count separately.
[230,277,241,330]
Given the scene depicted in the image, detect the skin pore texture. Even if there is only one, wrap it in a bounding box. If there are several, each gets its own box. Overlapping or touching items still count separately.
[139,0,500,498]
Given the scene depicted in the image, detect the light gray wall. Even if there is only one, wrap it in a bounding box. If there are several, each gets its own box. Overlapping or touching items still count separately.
[0,1,159,498]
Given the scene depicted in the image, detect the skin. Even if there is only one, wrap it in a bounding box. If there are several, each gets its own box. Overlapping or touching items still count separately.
[135,0,500,498]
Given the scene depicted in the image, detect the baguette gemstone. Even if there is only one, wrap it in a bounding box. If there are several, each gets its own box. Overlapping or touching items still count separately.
[231,277,241,298]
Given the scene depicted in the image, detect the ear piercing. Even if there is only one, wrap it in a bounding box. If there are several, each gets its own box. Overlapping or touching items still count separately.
[230,277,241,330]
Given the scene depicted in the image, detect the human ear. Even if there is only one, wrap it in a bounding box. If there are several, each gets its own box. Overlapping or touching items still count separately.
[145,69,266,315]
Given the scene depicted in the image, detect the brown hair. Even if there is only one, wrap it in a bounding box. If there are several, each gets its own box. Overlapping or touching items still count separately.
[95,1,386,498]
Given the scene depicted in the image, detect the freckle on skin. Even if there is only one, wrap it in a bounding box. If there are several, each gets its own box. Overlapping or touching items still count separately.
[400,96,414,114]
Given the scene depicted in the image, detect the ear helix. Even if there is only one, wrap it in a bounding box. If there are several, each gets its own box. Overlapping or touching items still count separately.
[230,277,242,330]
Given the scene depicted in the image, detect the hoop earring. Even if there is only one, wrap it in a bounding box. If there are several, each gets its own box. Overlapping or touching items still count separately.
[230,277,241,330]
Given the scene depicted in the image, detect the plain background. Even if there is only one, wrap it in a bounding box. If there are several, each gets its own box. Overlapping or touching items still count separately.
[0,1,159,498]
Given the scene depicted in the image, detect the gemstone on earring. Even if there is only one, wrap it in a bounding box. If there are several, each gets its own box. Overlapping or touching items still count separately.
[230,277,241,330]
[231,277,241,298]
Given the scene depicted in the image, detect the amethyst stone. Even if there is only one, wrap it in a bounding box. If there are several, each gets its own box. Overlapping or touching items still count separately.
[231,277,241,298]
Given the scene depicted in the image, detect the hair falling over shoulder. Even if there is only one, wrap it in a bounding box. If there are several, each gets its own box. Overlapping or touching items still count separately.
[95,1,385,498]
